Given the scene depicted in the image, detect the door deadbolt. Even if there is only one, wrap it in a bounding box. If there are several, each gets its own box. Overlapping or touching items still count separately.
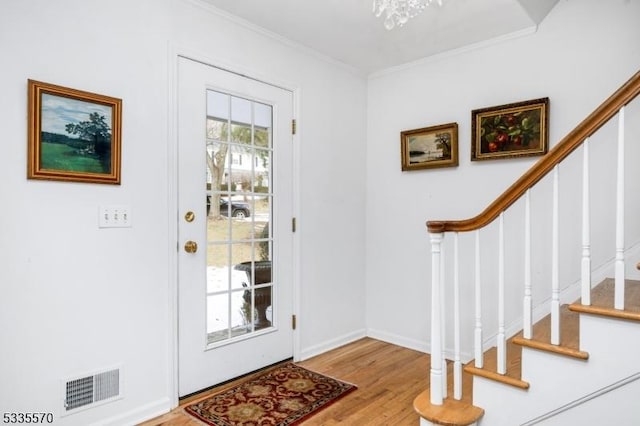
[184,211,195,222]
[184,240,198,254]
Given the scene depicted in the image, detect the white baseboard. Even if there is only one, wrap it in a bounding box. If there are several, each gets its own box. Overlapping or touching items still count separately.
[94,397,172,426]
[366,328,429,354]
[367,328,476,363]
[298,328,367,361]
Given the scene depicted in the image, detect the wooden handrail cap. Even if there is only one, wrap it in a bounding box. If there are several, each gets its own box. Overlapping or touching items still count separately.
[427,221,446,233]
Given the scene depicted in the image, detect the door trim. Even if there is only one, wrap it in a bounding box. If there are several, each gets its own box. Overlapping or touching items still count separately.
[167,45,301,409]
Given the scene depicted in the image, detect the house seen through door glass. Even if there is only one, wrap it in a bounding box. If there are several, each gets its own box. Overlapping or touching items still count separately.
[206,90,273,346]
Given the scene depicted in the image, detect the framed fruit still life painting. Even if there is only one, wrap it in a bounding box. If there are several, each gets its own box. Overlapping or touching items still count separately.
[401,122,458,171]
[471,97,549,161]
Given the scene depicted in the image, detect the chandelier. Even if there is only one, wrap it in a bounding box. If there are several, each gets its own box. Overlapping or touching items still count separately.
[373,0,443,30]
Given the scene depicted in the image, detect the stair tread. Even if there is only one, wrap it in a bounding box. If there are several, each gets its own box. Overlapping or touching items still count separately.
[569,278,640,321]
[464,339,529,389]
[512,304,589,359]
[465,303,588,388]
[413,361,480,425]
[414,388,484,426]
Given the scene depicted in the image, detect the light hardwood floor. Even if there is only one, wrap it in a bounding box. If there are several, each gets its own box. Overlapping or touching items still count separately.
[139,337,430,425]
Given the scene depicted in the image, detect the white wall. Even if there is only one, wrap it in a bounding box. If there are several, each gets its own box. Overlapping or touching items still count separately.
[0,0,367,424]
[365,0,640,354]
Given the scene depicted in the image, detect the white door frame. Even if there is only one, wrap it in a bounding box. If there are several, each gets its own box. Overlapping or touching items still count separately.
[167,46,301,408]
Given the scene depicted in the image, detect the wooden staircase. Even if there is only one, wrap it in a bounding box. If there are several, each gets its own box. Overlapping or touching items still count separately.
[416,70,640,425]
[414,278,640,425]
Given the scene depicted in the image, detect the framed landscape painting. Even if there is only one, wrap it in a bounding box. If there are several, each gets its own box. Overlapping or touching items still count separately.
[28,79,122,184]
[471,97,549,161]
[401,122,458,171]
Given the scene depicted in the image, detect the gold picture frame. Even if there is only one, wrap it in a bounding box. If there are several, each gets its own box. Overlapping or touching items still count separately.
[28,79,122,184]
[471,97,549,161]
[401,122,458,171]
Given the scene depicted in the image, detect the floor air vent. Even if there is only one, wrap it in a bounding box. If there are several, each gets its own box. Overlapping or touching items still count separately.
[64,368,121,413]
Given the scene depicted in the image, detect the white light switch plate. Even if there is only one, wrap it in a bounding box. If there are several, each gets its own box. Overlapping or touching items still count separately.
[99,205,132,228]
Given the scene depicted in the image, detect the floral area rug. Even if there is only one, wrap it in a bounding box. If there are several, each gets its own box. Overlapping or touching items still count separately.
[185,363,357,425]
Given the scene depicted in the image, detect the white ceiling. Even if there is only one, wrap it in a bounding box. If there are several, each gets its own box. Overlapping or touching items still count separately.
[200,0,560,74]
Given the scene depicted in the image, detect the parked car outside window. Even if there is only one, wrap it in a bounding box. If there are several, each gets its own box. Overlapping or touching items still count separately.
[206,196,251,218]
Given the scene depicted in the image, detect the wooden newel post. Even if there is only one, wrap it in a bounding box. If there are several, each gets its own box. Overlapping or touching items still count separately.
[430,231,444,405]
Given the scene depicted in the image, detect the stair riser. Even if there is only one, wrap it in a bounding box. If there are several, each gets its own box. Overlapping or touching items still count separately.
[475,350,591,425]
[473,315,640,426]
[473,377,528,425]
[526,376,640,425]
[580,314,640,377]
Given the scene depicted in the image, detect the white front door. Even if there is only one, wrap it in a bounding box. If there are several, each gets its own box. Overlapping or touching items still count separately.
[177,57,294,397]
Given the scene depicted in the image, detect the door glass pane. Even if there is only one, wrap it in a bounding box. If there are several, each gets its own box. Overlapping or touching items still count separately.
[257,202,271,261]
[205,89,274,346]
[254,126,270,149]
[232,289,253,337]
[231,97,251,124]
[254,102,271,128]
[253,285,272,332]
[207,291,251,344]
[230,123,251,145]
[207,91,229,121]
[253,148,271,192]
[231,244,254,290]
[229,144,252,195]
[206,293,229,343]
[207,117,228,141]
[254,102,272,149]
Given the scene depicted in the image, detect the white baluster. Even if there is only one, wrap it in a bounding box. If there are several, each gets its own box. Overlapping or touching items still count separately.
[440,241,447,398]
[497,213,506,375]
[551,165,560,345]
[581,138,591,306]
[615,107,626,310]
[523,190,532,339]
[430,232,444,405]
[474,230,483,368]
[453,233,462,400]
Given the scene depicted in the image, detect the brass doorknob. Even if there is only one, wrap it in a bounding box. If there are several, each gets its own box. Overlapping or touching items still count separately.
[184,241,198,254]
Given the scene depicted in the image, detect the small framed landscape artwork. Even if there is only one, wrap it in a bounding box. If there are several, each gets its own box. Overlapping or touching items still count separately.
[401,122,458,171]
[471,97,549,161]
[28,79,122,184]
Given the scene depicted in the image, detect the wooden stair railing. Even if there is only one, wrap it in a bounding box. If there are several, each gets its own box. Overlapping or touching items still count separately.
[418,70,640,425]
[427,70,640,234]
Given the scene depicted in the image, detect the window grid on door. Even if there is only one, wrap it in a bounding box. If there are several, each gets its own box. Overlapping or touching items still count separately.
[204,89,274,347]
